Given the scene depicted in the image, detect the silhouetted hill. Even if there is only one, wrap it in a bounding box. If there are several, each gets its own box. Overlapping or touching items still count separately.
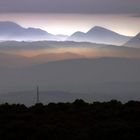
[125,32,140,48]
[0,57,140,100]
[68,26,132,45]
[0,100,139,139]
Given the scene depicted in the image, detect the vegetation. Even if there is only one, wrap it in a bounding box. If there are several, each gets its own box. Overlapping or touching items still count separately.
[0,99,140,139]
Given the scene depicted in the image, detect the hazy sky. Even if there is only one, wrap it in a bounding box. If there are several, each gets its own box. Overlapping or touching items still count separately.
[0,0,140,35]
[0,0,140,14]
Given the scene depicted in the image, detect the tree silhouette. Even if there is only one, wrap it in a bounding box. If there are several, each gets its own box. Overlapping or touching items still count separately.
[0,100,139,139]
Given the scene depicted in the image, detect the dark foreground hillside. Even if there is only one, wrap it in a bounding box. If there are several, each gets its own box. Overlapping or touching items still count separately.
[0,100,140,140]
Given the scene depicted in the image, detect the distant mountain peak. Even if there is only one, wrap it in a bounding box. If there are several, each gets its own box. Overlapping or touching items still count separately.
[88,26,109,31]
[0,21,67,41]
[71,31,85,37]
[87,26,118,35]
[124,32,140,48]
[68,26,131,45]
[0,21,23,29]
[135,32,140,37]
[0,21,20,25]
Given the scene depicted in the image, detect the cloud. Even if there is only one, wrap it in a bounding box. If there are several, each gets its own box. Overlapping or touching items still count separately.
[0,0,140,14]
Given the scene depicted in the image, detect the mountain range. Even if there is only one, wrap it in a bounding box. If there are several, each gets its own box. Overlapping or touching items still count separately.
[0,21,68,41]
[67,26,132,45]
[0,21,49,39]
[0,21,136,46]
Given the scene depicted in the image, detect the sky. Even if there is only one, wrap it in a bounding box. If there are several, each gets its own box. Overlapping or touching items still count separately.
[0,0,140,35]
[0,0,140,14]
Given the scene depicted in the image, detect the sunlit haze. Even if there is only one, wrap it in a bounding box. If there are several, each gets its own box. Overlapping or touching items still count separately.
[0,13,140,36]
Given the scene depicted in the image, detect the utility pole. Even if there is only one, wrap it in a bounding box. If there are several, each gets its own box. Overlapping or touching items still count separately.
[36,85,40,104]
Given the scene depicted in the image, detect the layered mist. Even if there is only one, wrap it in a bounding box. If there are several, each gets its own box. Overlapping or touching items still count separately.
[0,41,140,105]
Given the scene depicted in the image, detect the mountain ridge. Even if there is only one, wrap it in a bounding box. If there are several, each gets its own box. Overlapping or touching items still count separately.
[68,26,132,45]
[0,21,65,41]
[0,21,134,45]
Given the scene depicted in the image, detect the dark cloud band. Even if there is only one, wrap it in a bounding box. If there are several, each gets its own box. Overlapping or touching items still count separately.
[0,0,140,14]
